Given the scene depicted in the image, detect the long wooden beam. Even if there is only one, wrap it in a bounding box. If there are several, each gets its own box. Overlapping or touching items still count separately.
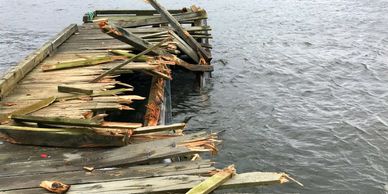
[99,21,163,55]
[114,10,207,28]
[147,0,211,62]
[0,160,214,191]
[5,172,290,193]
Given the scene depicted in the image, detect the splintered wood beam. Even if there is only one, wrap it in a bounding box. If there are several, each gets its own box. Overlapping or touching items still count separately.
[11,172,290,193]
[147,0,212,62]
[109,50,150,61]
[133,123,185,134]
[41,56,123,72]
[91,38,170,83]
[144,77,165,126]
[99,21,163,55]
[169,30,199,63]
[0,160,215,191]
[58,84,93,95]
[0,125,128,147]
[10,115,101,127]
[0,132,216,176]
[0,96,56,124]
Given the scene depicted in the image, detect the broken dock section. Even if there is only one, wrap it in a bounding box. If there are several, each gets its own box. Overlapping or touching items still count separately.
[0,1,298,193]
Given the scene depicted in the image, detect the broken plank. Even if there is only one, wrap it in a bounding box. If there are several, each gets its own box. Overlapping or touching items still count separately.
[41,56,124,72]
[9,172,290,193]
[133,123,185,134]
[99,21,164,55]
[144,76,165,126]
[0,132,216,176]
[0,96,56,123]
[58,84,93,95]
[147,0,211,62]
[0,160,214,191]
[91,38,170,82]
[169,30,199,63]
[0,125,128,147]
[10,115,101,127]
[186,165,235,194]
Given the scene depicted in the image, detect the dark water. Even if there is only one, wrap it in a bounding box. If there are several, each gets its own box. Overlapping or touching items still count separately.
[1,0,388,193]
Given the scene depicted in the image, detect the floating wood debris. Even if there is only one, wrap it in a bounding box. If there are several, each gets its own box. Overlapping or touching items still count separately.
[0,0,298,193]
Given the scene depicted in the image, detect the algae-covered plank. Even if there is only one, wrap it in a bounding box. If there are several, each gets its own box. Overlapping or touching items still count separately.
[11,115,101,127]
[58,84,93,95]
[0,96,56,123]
[41,56,122,72]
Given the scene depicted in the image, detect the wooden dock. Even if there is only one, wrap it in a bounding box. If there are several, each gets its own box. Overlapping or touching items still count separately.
[0,2,295,193]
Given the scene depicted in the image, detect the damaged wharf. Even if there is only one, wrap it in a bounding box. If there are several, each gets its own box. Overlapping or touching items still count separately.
[0,1,298,193]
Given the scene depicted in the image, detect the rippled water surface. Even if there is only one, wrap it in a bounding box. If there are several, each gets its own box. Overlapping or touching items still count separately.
[1,0,388,193]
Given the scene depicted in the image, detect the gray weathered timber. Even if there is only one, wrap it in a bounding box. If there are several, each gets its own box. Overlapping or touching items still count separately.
[115,10,207,28]
[169,30,200,63]
[0,160,214,191]
[99,22,163,55]
[3,172,288,194]
[0,125,128,147]
[147,0,212,62]
[11,115,101,127]
[0,132,210,177]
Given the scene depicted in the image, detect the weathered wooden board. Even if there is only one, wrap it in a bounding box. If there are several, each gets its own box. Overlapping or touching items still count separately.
[0,132,211,177]
[4,172,288,193]
[0,160,214,191]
